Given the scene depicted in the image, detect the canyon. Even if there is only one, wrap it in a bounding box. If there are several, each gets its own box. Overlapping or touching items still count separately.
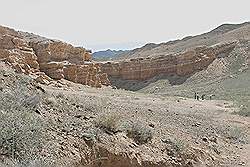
[0,23,250,167]
[96,22,250,90]
[1,23,249,89]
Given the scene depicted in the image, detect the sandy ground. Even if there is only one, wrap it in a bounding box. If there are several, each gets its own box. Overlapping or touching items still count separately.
[43,81,250,166]
[0,62,249,166]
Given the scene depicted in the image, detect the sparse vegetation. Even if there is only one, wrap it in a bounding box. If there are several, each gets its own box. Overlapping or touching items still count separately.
[236,104,250,117]
[0,111,45,161]
[0,20,249,166]
[0,75,48,165]
[225,126,246,144]
[95,113,120,133]
[44,96,57,106]
[162,138,186,154]
[0,159,51,167]
[172,139,186,152]
[95,114,153,144]
[125,121,153,144]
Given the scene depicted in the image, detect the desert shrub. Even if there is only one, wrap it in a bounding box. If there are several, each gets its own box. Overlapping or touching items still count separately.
[162,138,186,155]
[0,88,59,166]
[96,116,153,144]
[0,73,48,165]
[125,121,153,144]
[0,80,41,113]
[95,114,120,133]
[20,95,41,110]
[225,126,246,143]
[162,138,187,159]
[171,139,185,152]
[43,96,57,106]
[237,105,250,117]
[0,110,46,163]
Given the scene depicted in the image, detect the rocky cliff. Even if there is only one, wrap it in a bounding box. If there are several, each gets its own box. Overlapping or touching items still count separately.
[0,26,110,87]
[98,22,250,87]
[100,42,237,81]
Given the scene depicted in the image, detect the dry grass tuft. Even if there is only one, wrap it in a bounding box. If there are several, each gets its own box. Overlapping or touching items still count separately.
[125,121,153,144]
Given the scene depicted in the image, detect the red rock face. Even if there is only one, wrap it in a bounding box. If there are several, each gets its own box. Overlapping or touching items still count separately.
[100,43,236,81]
[0,25,110,88]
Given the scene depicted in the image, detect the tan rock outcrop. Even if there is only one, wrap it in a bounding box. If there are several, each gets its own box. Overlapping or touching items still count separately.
[63,63,110,88]
[28,39,108,87]
[100,42,237,81]
[0,28,39,75]
[84,52,92,61]
[0,25,110,88]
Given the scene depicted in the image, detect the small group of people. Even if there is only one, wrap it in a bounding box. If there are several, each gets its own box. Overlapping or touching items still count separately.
[194,92,215,100]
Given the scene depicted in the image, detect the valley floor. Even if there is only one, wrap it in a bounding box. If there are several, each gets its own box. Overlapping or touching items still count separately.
[48,83,250,166]
[0,63,249,167]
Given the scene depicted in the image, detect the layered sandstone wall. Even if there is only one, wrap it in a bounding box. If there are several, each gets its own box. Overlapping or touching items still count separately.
[0,27,39,74]
[0,26,110,88]
[0,25,237,87]
[100,42,237,81]
[27,38,110,87]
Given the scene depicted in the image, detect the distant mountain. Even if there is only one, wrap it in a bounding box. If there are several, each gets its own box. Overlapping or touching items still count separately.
[93,49,129,60]
[118,22,250,60]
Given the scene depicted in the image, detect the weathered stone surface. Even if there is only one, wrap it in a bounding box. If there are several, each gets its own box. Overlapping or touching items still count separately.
[30,41,86,63]
[84,52,92,61]
[0,25,110,88]
[63,63,109,87]
[0,27,40,75]
[99,73,111,86]
[100,42,236,81]
[21,33,109,87]
[34,72,53,85]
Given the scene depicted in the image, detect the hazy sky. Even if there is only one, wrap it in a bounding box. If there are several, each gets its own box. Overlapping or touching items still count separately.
[0,0,249,51]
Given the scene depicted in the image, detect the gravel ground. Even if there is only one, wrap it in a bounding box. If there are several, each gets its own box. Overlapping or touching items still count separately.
[0,62,249,167]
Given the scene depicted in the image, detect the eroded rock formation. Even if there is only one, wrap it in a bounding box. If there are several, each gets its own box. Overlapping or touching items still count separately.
[100,42,237,81]
[0,25,110,88]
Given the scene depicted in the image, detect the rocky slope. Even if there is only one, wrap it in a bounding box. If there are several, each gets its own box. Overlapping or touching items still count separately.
[0,24,250,167]
[118,22,250,60]
[99,22,249,88]
[0,26,110,88]
[0,62,249,167]
[100,42,237,81]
